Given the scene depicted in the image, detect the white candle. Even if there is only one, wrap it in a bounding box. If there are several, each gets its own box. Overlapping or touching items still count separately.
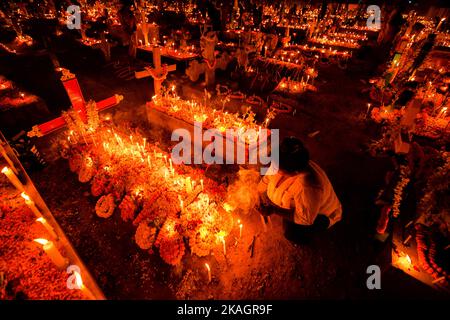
[2,166,24,191]
[205,263,211,283]
[185,177,192,193]
[21,192,43,219]
[34,238,68,269]
[221,237,226,256]
[179,196,184,212]
[36,217,58,240]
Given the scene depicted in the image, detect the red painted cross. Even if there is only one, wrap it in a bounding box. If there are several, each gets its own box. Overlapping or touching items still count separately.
[28,68,123,137]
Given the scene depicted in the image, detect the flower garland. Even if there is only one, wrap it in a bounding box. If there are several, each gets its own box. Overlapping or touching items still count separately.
[414,152,449,283]
[119,195,137,222]
[78,156,95,183]
[417,152,450,219]
[135,222,157,250]
[91,171,110,197]
[69,152,83,173]
[86,100,100,131]
[157,233,186,266]
[95,194,116,218]
[391,165,411,218]
[204,58,217,70]
[145,65,168,82]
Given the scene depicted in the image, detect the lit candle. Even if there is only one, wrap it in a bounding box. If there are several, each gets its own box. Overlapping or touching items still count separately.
[432,276,446,284]
[21,192,43,219]
[200,179,204,191]
[239,224,243,238]
[2,166,24,191]
[147,155,151,167]
[185,177,192,193]
[36,217,58,239]
[205,263,211,283]
[179,195,184,212]
[366,103,371,118]
[169,158,173,171]
[143,138,147,150]
[34,238,68,269]
[73,270,96,300]
[221,237,226,256]
[403,235,412,245]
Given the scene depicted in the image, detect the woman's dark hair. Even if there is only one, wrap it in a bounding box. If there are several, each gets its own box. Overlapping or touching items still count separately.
[278,137,310,173]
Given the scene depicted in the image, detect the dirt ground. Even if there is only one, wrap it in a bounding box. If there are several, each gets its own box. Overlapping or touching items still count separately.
[27,46,447,299]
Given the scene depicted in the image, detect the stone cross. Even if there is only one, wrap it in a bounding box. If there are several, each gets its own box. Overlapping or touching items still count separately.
[135,45,176,96]
[200,31,218,87]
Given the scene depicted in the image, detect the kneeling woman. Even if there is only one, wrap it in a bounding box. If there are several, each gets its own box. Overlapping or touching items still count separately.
[257,137,342,243]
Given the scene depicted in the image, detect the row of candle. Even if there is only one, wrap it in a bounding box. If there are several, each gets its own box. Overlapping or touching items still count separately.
[309,36,361,49]
[68,126,248,280]
[1,164,95,299]
[203,219,243,283]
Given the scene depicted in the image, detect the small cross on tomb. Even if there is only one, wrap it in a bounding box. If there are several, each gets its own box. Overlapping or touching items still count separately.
[135,45,176,97]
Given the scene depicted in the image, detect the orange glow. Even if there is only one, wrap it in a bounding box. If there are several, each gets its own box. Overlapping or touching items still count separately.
[21,192,31,202]
[223,203,234,212]
[74,271,83,289]
[396,253,412,270]
[36,217,46,223]
[34,238,49,246]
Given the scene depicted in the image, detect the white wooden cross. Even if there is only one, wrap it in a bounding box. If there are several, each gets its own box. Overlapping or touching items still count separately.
[135,45,176,96]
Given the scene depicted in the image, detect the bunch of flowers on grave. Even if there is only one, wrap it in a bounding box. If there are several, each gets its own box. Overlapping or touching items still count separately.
[60,120,239,266]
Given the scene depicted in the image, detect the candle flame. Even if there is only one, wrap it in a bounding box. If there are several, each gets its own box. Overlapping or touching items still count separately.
[74,271,83,289]
[205,263,211,272]
[21,192,31,201]
[406,254,412,265]
[36,217,46,223]
[1,166,9,174]
[34,238,49,246]
[222,203,234,212]
[396,253,412,269]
